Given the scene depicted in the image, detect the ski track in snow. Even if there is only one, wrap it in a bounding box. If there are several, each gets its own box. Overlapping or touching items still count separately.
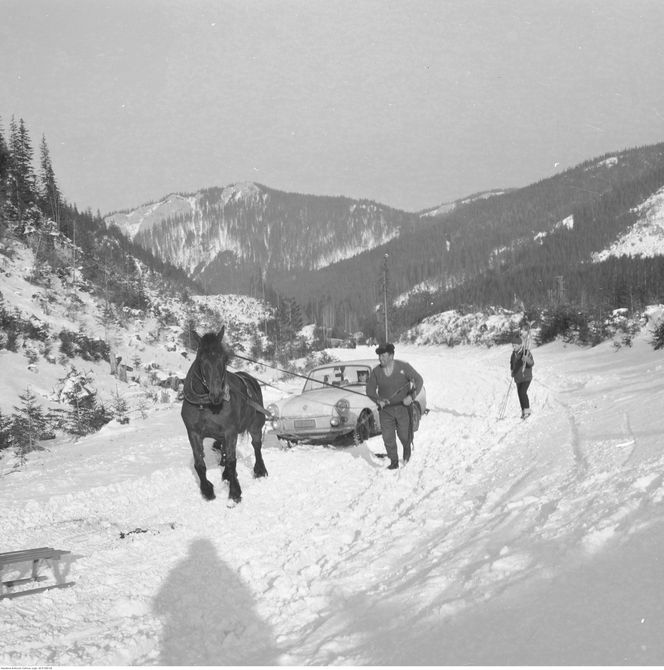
[2,342,664,665]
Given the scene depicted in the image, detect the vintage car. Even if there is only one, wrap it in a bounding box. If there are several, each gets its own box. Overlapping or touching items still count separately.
[267,359,427,445]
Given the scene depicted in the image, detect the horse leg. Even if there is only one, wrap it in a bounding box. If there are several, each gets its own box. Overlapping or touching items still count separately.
[222,432,242,503]
[250,422,268,478]
[212,437,227,466]
[187,429,215,500]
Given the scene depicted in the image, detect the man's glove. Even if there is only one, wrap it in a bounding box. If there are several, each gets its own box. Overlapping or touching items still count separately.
[402,394,413,406]
[378,399,388,409]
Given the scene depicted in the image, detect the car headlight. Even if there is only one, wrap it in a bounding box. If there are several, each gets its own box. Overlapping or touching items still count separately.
[333,398,350,425]
[266,403,279,420]
[335,398,350,415]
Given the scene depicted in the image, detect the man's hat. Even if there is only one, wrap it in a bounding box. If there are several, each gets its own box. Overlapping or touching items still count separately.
[375,342,395,355]
[512,334,523,344]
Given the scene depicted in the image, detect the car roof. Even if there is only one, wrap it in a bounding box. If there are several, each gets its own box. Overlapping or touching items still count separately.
[310,359,376,371]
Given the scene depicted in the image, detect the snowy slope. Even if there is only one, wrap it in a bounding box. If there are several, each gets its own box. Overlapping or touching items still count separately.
[420,189,509,218]
[0,242,272,415]
[399,184,664,308]
[3,336,664,665]
[593,185,664,261]
[105,185,262,242]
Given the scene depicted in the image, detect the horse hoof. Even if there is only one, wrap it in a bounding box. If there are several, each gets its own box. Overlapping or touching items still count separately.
[254,467,268,478]
[201,485,216,501]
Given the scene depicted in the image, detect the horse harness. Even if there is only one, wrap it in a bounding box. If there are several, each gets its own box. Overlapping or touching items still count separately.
[183,361,271,417]
[227,372,272,417]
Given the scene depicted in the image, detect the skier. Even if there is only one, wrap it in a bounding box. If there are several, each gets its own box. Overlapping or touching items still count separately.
[366,343,424,469]
[510,334,534,419]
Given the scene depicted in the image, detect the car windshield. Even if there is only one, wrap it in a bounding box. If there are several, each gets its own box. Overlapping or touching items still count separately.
[303,364,372,392]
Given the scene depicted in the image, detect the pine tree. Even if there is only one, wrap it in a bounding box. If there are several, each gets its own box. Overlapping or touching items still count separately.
[0,408,11,453]
[38,134,60,224]
[136,395,150,420]
[8,117,38,233]
[249,331,263,359]
[651,320,664,351]
[181,315,199,351]
[111,387,129,424]
[0,117,11,231]
[11,387,48,463]
[63,394,112,437]
[277,297,303,344]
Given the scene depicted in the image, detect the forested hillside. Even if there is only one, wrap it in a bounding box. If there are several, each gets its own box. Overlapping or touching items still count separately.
[105,183,420,298]
[271,143,664,337]
[0,115,202,312]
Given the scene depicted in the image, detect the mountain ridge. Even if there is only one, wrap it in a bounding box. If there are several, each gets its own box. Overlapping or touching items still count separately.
[102,142,664,336]
[104,182,419,291]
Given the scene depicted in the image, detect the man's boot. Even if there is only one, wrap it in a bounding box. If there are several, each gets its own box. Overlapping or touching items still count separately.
[387,459,399,470]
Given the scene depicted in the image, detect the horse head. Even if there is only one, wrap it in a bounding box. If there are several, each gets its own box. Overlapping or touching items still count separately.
[192,326,231,406]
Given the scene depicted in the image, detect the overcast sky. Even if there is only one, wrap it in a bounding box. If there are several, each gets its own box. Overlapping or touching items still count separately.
[2,0,664,215]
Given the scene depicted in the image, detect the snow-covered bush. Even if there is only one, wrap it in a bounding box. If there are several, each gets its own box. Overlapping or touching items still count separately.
[0,292,50,351]
[58,329,110,362]
[403,309,525,347]
[49,368,113,437]
[538,305,594,345]
[604,308,641,349]
[646,305,664,350]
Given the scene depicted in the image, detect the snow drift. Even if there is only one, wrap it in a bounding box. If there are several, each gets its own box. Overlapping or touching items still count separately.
[3,336,664,665]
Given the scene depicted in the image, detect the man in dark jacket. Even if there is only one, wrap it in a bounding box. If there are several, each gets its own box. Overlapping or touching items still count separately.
[510,335,534,419]
[366,343,424,469]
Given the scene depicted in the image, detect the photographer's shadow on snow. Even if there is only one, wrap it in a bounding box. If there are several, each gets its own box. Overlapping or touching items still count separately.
[153,538,278,665]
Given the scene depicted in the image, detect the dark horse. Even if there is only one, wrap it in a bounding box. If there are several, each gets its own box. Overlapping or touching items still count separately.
[181,327,268,502]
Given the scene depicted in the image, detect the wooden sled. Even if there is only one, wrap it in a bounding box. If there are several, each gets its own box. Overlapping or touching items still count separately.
[0,547,75,599]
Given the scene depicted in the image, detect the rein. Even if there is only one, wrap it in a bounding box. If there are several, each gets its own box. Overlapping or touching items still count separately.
[232,353,416,409]
[233,353,376,401]
[184,352,411,414]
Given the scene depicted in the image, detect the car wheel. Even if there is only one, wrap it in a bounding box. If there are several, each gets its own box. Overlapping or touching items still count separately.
[354,410,374,443]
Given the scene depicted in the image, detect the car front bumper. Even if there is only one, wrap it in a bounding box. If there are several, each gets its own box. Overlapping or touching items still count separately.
[270,416,355,443]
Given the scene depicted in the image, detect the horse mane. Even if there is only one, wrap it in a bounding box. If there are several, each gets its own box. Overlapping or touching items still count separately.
[196,332,234,361]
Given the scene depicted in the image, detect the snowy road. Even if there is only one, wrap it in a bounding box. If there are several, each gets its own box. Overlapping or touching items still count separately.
[2,340,664,664]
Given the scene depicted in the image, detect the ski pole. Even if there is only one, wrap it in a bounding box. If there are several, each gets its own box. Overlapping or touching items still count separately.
[498,378,513,420]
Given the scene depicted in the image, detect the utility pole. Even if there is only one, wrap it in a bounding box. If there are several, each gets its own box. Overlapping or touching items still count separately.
[554,275,565,303]
[383,253,389,342]
[261,268,267,336]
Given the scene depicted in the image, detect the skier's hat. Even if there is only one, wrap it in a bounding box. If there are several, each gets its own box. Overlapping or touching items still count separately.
[511,334,523,344]
[375,342,395,355]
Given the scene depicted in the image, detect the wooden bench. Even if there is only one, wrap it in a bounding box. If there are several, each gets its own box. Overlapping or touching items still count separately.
[0,547,75,599]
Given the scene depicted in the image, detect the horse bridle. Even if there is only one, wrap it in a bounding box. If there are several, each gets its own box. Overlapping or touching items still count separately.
[183,356,227,407]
